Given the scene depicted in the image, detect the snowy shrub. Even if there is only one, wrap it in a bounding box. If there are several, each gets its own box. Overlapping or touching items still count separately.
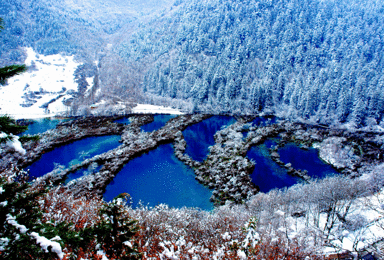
[0,170,141,259]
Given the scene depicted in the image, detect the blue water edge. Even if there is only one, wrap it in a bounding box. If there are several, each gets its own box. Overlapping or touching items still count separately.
[141,114,177,132]
[183,116,236,162]
[21,118,65,136]
[103,144,213,210]
[278,143,338,179]
[65,164,103,184]
[247,145,299,193]
[114,117,132,125]
[252,116,277,127]
[26,135,121,179]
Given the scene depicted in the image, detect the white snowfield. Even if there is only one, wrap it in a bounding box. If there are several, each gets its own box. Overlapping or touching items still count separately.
[0,47,79,120]
[132,104,184,115]
[0,132,26,155]
[88,101,184,116]
[0,47,183,120]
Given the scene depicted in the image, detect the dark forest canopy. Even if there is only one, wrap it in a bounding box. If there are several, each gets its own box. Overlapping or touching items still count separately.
[1,0,384,128]
[119,0,384,128]
[0,0,175,65]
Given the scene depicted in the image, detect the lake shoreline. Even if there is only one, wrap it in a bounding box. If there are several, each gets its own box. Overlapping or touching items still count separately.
[1,114,383,207]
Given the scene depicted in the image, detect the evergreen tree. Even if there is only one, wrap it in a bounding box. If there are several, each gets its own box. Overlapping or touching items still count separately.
[0,18,27,85]
[0,64,27,85]
[0,115,28,143]
[0,18,28,144]
[94,194,141,259]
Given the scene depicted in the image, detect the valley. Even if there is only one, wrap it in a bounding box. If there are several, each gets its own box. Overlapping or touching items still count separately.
[2,114,383,206]
[1,0,384,258]
[1,113,384,258]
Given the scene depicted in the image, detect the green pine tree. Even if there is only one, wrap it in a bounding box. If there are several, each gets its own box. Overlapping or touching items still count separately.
[0,18,27,85]
[0,115,28,143]
[87,193,141,259]
[0,18,28,144]
[0,64,27,85]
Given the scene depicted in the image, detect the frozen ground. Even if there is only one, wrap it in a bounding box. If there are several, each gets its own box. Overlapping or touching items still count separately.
[0,48,184,119]
[0,48,80,119]
[132,104,184,115]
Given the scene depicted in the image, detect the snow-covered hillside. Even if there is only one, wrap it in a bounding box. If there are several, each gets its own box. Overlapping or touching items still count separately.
[0,48,81,119]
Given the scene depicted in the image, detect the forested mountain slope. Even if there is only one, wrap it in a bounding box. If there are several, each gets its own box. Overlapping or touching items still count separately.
[0,0,174,65]
[119,0,384,128]
[1,0,384,128]
[0,0,175,114]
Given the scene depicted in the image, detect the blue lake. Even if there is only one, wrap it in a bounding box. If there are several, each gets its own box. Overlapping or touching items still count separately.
[264,139,279,149]
[26,135,121,179]
[65,164,103,184]
[247,144,299,192]
[114,117,132,124]
[22,116,339,208]
[252,116,277,127]
[141,114,177,132]
[21,118,65,135]
[278,143,338,179]
[104,144,213,210]
[183,116,236,162]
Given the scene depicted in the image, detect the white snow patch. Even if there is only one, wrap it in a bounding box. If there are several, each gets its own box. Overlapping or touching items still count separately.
[132,104,183,115]
[30,232,64,259]
[6,214,28,234]
[5,135,26,155]
[123,241,132,248]
[97,250,109,260]
[275,210,285,216]
[86,77,94,90]
[222,232,231,240]
[0,47,81,119]
[237,250,247,259]
[0,237,10,251]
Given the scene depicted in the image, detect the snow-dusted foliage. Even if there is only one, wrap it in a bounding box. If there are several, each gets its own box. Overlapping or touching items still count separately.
[0,169,141,259]
[1,165,384,258]
[128,204,318,259]
[118,0,384,128]
[315,137,360,170]
[124,171,383,258]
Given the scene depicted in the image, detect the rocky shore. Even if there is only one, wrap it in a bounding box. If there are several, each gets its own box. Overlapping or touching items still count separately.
[0,116,126,172]
[32,114,210,197]
[1,114,384,206]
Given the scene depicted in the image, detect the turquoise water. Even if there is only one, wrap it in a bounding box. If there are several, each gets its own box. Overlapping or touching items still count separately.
[141,114,177,132]
[23,117,339,208]
[183,116,236,162]
[104,144,213,210]
[278,143,338,179]
[65,164,102,184]
[264,139,279,149]
[247,144,299,192]
[21,118,64,135]
[26,135,121,179]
